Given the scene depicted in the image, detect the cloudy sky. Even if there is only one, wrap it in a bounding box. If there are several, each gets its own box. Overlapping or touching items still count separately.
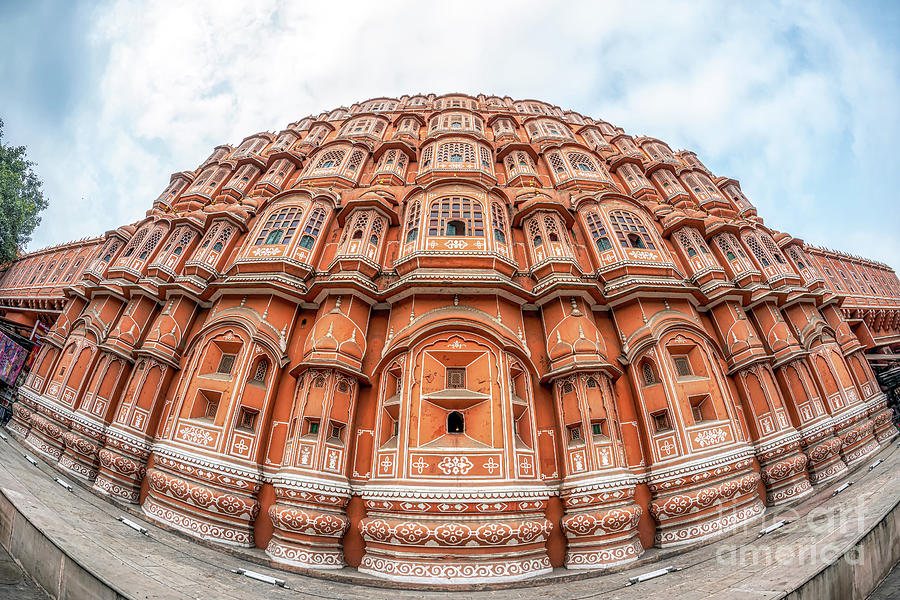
[1,0,899,266]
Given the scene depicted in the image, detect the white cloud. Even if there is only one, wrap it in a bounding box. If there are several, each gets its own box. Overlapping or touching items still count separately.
[15,0,900,267]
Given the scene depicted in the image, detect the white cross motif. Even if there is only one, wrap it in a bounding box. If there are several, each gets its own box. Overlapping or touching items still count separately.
[380,455,394,473]
[411,456,427,474]
[483,457,499,474]
[518,456,532,475]
[234,438,248,454]
[659,439,675,456]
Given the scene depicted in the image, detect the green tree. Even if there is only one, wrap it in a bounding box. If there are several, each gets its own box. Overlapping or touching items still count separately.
[0,118,48,263]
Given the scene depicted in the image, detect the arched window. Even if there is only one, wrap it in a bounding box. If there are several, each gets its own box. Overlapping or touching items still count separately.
[676,229,699,258]
[298,207,327,250]
[254,206,303,246]
[118,228,149,263]
[211,226,234,254]
[761,233,787,265]
[436,141,475,165]
[715,233,748,263]
[345,149,365,174]
[504,151,535,179]
[420,146,433,168]
[788,247,815,276]
[492,118,517,139]
[491,202,508,244]
[313,149,345,171]
[137,227,165,261]
[447,411,465,434]
[641,362,657,386]
[252,359,268,383]
[427,197,484,237]
[526,212,571,261]
[742,233,771,267]
[199,223,221,251]
[375,149,408,177]
[29,264,44,284]
[168,229,193,261]
[404,201,421,245]
[529,219,543,248]
[608,210,656,250]
[369,217,385,249]
[344,211,370,249]
[64,257,84,280]
[39,260,56,284]
[567,152,599,173]
[526,119,573,140]
[585,211,612,252]
[689,229,711,256]
[548,153,566,175]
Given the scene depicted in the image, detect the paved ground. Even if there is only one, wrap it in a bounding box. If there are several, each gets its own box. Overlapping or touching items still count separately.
[869,559,900,599]
[0,544,48,599]
[0,430,897,599]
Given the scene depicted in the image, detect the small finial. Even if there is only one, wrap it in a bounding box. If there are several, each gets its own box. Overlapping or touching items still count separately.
[453,294,459,306]
[570,297,583,316]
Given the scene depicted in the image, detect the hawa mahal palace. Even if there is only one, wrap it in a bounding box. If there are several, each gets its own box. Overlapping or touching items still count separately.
[0,93,898,584]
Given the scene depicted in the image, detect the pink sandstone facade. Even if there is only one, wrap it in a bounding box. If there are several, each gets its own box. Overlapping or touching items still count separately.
[0,93,898,584]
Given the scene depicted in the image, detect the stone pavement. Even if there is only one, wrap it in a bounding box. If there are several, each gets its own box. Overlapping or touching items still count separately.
[0,543,49,599]
[0,431,898,599]
[869,560,900,600]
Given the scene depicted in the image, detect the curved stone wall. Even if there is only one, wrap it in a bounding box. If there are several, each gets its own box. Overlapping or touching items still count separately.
[2,93,899,584]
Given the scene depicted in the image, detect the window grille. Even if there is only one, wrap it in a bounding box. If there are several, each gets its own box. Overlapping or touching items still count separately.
[548,152,566,175]
[689,229,711,255]
[566,152,598,173]
[210,226,233,256]
[119,228,149,261]
[238,407,258,430]
[479,146,492,169]
[446,368,466,389]
[585,211,613,252]
[313,149,346,171]
[608,210,657,250]
[491,202,508,244]
[370,217,385,246]
[436,141,475,165]
[254,207,303,246]
[252,360,268,383]
[642,363,656,385]
[677,230,698,258]
[427,197,484,237]
[673,356,692,377]
[404,201,420,244]
[743,234,771,267]
[761,234,786,265]
[569,425,582,441]
[651,410,670,432]
[137,228,165,261]
[345,150,365,174]
[217,353,236,375]
[298,207,327,250]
